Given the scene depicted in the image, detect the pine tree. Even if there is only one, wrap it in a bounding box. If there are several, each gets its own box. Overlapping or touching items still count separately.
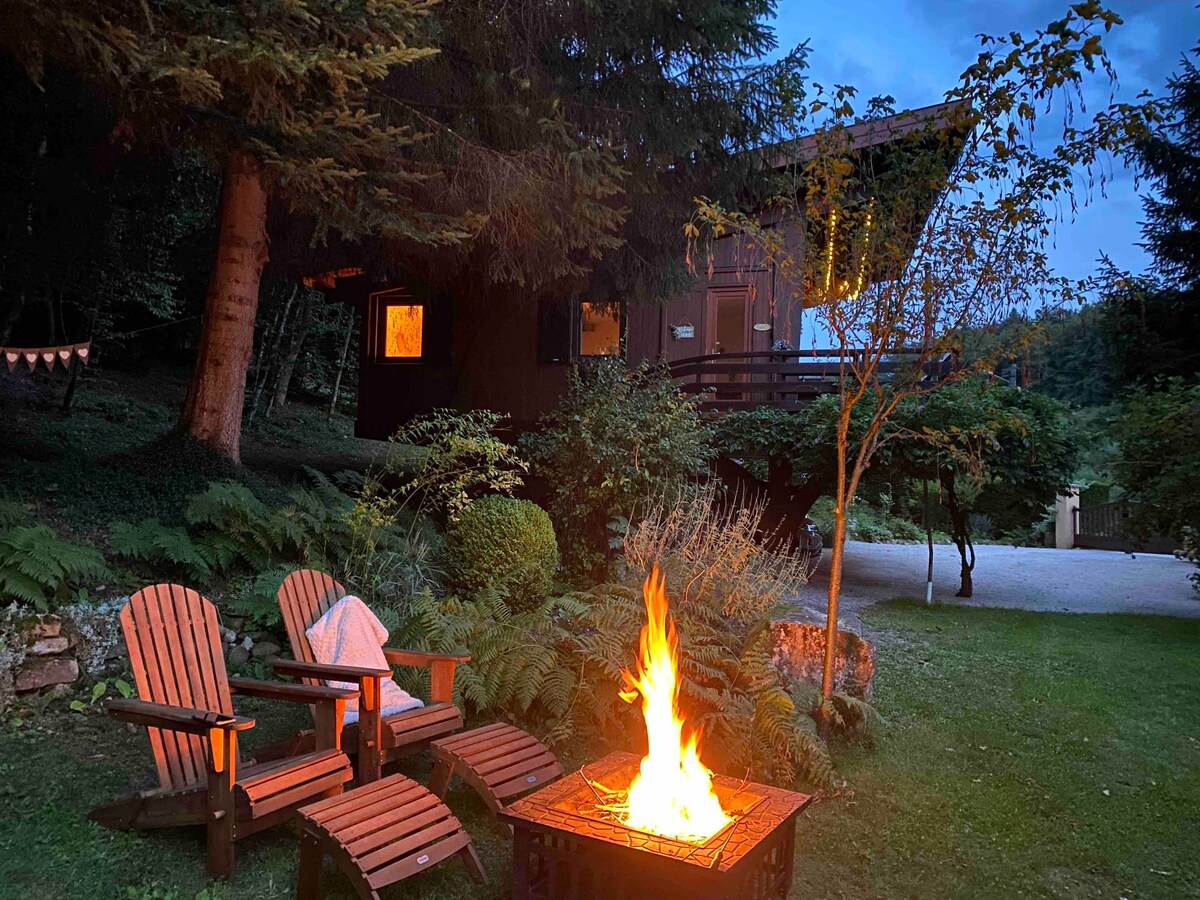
[375,0,808,299]
[1138,43,1200,293]
[2,0,474,459]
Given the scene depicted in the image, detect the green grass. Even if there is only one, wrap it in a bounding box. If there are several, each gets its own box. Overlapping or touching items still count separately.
[794,601,1200,899]
[1,603,1196,899]
[0,365,385,536]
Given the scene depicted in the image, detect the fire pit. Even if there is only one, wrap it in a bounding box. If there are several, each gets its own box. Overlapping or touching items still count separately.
[500,751,810,899]
[500,570,812,899]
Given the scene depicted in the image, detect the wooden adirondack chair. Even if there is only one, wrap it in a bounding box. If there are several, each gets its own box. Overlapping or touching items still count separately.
[273,569,468,784]
[89,584,358,879]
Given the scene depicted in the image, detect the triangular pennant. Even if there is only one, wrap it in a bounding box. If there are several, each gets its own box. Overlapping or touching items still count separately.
[58,349,71,363]
[76,346,89,364]
[24,352,38,372]
[4,351,17,373]
[41,351,56,371]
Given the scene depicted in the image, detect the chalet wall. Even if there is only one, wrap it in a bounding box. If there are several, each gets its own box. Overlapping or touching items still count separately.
[350,231,804,438]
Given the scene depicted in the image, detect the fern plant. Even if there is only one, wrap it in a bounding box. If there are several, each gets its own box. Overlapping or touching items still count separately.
[0,525,109,610]
[109,520,219,582]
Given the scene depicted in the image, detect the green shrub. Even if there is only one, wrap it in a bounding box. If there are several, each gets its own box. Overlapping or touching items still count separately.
[524,357,712,581]
[444,496,558,611]
[385,409,527,522]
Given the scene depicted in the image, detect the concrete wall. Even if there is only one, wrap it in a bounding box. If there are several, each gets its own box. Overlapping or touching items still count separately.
[1054,485,1082,549]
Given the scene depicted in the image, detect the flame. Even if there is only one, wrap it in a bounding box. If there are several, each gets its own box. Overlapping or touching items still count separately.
[618,569,731,843]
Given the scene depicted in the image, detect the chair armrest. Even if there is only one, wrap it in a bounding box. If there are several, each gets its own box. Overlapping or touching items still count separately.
[382,648,471,667]
[228,677,359,704]
[106,698,255,735]
[272,659,390,684]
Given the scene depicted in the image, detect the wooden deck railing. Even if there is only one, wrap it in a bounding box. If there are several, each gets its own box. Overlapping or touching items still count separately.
[668,349,955,412]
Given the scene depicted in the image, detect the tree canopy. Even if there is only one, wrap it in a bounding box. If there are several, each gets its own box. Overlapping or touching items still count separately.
[1138,41,1200,295]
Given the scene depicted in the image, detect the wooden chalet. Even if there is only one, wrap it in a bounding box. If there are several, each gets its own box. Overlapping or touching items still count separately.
[313,101,967,440]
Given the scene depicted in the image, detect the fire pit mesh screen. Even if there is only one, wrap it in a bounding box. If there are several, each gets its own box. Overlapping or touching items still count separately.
[500,752,812,900]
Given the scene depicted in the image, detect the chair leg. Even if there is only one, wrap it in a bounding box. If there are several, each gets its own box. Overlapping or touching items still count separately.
[458,841,487,884]
[429,758,455,798]
[357,677,383,784]
[206,728,237,879]
[296,831,324,900]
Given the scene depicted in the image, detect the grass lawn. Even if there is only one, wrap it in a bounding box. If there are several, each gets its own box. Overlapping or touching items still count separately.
[1,601,1196,899]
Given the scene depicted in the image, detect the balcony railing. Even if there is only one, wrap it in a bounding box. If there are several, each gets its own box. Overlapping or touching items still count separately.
[668,349,955,411]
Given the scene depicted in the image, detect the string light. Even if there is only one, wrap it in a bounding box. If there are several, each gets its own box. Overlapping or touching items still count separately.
[848,203,874,300]
[824,208,837,297]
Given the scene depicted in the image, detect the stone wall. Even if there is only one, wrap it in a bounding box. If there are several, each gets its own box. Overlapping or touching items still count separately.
[4,615,80,703]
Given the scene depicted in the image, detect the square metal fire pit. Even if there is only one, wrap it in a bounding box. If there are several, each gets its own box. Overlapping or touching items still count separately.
[499,751,812,900]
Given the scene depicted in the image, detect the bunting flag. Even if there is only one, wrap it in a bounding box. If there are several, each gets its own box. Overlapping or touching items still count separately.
[1,342,91,374]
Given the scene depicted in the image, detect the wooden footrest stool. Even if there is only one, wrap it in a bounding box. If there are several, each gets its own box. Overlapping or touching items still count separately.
[430,723,565,815]
[295,773,485,899]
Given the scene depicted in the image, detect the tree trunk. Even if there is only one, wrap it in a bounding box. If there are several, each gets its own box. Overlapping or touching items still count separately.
[822,507,849,696]
[939,468,975,598]
[822,422,852,705]
[248,283,298,427]
[179,151,269,461]
[268,288,314,417]
[327,309,355,420]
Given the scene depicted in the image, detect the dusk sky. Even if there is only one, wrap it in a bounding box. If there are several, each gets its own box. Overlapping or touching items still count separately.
[769,0,1197,286]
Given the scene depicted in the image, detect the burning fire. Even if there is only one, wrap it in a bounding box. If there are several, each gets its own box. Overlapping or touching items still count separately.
[618,569,731,843]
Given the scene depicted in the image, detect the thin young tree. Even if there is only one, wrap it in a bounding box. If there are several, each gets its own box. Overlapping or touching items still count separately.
[689,2,1160,704]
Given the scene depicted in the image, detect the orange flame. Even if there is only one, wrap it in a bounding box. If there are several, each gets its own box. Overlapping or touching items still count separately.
[618,569,731,843]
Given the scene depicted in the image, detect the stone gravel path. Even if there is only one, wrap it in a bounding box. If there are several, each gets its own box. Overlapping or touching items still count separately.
[788,540,1199,628]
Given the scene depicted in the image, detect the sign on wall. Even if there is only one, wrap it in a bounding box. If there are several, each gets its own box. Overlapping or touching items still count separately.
[670,323,695,340]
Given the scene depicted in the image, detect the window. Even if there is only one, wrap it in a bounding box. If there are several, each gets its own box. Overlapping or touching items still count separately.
[372,288,424,363]
[578,301,622,356]
[384,304,423,358]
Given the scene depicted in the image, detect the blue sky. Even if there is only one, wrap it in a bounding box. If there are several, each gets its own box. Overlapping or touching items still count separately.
[768,0,1197,284]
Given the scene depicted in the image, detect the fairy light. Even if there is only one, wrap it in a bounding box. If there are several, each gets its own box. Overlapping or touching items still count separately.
[824,208,837,297]
[849,204,874,301]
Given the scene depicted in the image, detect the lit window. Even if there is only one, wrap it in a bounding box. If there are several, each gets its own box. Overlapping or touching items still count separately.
[383,304,423,359]
[579,301,622,356]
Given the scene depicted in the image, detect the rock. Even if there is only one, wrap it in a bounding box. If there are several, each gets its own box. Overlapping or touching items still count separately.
[58,597,129,676]
[15,657,79,693]
[227,646,251,667]
[223,615,247,633]
[28,636,70,656]
[251,641,281,659]
[241,636,254,651]
[768,621,876,701]
[28,617,63,638]
[219,627,237,645]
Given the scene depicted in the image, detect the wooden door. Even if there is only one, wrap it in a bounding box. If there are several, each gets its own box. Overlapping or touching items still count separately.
[706,285,752,357]
[705,285,752,397]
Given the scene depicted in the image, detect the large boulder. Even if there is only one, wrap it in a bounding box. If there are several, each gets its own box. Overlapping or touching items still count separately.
[768,621,876,701]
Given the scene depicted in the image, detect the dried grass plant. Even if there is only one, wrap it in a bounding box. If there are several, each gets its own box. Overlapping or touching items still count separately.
[623,481,809,624]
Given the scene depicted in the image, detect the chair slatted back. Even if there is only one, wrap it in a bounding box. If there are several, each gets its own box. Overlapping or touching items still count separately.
[121,584,234,792]
[278,569,347,687]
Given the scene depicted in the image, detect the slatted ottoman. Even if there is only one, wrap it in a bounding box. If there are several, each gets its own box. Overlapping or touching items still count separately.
[295,772,485,899]
[429,723,565,815]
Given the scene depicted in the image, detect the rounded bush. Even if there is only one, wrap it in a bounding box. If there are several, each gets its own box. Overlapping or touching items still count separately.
[444,496,559,610]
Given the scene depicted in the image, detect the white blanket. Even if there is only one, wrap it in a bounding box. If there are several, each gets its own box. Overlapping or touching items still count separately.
[305,594,424,726]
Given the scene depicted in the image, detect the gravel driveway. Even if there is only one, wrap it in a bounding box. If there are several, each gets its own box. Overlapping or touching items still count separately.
[790,540,1200,625]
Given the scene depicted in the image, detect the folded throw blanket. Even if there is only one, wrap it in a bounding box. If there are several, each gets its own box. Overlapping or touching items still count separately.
[305,594,424,725]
